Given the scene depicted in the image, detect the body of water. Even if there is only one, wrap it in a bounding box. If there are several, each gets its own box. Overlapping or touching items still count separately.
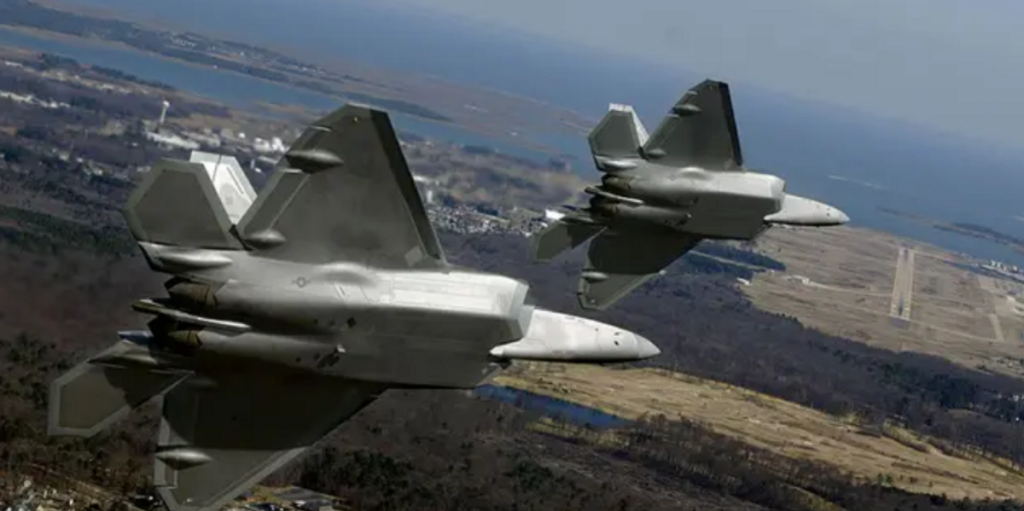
[474,384,629,430]
[3,7,1024,266]
[0,27,556,163]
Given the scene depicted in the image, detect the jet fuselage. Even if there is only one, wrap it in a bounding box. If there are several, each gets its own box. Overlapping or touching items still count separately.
[593,164,784,239]
[49,105,662,511]
[129,240,656,390]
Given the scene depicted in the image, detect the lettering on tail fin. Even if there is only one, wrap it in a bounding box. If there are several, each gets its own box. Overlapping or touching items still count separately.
[588,104,649,172]
[124,158,246,250]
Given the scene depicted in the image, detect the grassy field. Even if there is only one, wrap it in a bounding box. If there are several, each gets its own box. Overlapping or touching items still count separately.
[744,226,1024,377]
[496,363,1024,501]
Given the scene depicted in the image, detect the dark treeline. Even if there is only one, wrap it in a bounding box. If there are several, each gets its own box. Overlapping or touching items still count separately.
[4,324,1018,511]
[440,233,1024,464]
[0,172,1024,508]
[694,240,787,270]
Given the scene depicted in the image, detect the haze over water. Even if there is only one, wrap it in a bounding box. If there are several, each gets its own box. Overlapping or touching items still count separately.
[10,0,1024,265]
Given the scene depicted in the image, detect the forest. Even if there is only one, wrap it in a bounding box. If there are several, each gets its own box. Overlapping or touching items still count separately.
[0,68,1023,506]
[0,215,1023,509]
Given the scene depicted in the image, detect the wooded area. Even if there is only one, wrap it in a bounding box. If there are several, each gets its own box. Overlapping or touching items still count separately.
[0,227,1023,510]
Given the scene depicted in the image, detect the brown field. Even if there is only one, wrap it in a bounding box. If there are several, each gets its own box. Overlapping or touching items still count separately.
[745,226,1024,377]
[496,363,1024,501]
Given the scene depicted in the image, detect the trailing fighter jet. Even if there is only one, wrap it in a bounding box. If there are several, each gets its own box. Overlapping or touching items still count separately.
[532,79,850,311]
[47,104,660,511]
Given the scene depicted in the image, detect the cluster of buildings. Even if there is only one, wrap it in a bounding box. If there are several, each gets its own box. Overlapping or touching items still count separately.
[978,260,1024,286]
[0,476,101,511]
[0,61,71,109]
[142,100,291,172]
[0,89,69,110]
[0,58,558,239]
[0,475,346,511]
[228,486,342,511]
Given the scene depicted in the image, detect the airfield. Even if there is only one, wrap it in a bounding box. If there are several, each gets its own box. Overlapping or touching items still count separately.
[744,225,1024,378]
[491,224,1024,501]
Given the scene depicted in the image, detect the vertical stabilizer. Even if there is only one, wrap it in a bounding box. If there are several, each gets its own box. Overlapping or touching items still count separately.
[124,159,245,250]
[189,151,257,224]
[641,79,744,170]
[608,104,649,146]
[588,104,648,171]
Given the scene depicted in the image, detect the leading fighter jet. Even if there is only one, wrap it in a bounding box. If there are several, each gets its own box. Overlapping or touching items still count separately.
[532,79,850,311]
[47,104,659,511]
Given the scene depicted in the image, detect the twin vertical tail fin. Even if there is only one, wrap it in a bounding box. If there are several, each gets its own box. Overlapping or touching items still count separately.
[642,79,744,169]
[588,80,745,172]
[124,151,257,251]
[588,103,650,172]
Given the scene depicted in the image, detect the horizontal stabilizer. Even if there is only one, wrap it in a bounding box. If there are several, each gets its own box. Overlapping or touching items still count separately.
[531,219,605,262]
[642,79,744,170]
[48,340,189,437]
[578,230,702,310]
[124,159,245,250]
[155,373,385,511]
[588,104,649,167]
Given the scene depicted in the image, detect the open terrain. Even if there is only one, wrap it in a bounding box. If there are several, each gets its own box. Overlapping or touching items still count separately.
[498,363,1024,501]
[3,25,1024,509]
[744,225,1024,377]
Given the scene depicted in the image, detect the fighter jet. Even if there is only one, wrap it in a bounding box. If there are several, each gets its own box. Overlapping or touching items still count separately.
[532,79,850,311]
[47,104,659,511]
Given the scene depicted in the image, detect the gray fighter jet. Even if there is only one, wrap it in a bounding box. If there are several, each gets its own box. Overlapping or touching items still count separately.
[532,79,850,311]
[47,104,659,511]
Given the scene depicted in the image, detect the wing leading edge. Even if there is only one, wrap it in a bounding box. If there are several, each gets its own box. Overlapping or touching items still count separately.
[235,104,447,268]
[155,372,386,511]
[578,230,703,311]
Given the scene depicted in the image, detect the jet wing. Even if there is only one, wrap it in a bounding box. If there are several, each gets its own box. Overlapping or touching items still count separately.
[578,230,702,311]
[155,373,385,511]
[236,104,447,268]
[531,218,606,262]
[642,80,744,170]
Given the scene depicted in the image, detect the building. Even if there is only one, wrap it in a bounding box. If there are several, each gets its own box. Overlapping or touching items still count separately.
[145,131,200,151]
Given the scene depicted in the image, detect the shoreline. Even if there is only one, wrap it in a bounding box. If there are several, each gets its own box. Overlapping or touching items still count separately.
[0,25,573,159]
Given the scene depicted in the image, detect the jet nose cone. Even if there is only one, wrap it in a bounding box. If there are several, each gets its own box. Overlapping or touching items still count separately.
[634,334,661,359]
[765,194,850,227]
[827,206,850,225]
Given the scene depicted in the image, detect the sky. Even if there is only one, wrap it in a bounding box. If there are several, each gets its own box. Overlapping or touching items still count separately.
[391,0,1024,150]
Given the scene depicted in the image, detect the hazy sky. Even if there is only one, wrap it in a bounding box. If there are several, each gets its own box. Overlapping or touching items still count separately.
[393,0,1024,149]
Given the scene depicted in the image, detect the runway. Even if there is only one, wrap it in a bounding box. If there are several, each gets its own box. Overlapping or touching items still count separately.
[889,247,916,322]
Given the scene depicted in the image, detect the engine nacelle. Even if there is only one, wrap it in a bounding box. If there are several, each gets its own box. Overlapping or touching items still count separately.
[590,198,691,229]
[601,174,702,206]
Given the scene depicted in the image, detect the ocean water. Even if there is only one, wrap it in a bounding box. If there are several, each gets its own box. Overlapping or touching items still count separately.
[5,1,1024,264]
[0,27,554,162]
